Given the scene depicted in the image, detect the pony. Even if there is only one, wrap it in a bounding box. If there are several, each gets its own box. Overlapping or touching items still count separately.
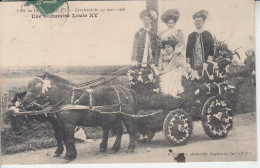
[20,72,138,161]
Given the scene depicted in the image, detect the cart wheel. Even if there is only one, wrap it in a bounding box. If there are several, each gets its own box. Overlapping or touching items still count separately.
[163,109,193,146]
[201,95,233,139]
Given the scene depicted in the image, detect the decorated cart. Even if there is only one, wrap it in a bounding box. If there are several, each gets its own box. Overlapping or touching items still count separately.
[127,39,239,145]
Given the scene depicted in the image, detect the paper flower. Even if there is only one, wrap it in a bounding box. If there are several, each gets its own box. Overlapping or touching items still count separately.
[137,75,143,82]
[128,75,133,81]
[209,75,214,80]
[148,73,154,81]
[194,89,200,95]
[203,63,208,70]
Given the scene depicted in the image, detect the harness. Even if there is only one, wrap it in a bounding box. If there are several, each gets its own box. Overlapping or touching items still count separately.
[12,67,166,134]
[16,81,162,118]
[25,74,135,116]
[68,86,130,113]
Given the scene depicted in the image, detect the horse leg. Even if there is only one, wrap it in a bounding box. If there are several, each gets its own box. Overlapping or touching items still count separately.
[62,124,77,161]
[110,120,123,153]
[123,117,138,153]
[50,119,64,157]
[100,125,110,152]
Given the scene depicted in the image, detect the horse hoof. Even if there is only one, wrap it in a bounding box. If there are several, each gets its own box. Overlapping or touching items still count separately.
[63,155,76,161]
[53,153,61,157]
[128,149,135,153]
[99,148,106,152]
[110,148,119,154]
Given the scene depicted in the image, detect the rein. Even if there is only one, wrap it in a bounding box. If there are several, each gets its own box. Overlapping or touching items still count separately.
[22,83,132,115]
[76,65,131,87]
[11,65,164,121]
[14,83,163,119]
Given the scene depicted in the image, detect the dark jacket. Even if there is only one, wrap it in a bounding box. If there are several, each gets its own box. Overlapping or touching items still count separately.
[186,30,214,68]
[131,28,159,66]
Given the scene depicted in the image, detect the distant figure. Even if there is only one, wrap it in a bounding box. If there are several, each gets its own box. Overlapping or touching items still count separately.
[244,49,255,74]
[244,49,256,86]
[131,9,160,67]
[186,10,215,71]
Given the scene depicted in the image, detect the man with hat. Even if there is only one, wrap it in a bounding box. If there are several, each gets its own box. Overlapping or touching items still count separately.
[186,10,215,71]
[131,9,160,68]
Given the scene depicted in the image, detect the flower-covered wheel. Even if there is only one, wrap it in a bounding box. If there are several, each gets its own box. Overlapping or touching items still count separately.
[163,109,193,146]
[201,95,233,139]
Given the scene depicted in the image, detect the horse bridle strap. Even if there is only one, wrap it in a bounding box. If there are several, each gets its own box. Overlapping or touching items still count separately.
[27,91,40,98]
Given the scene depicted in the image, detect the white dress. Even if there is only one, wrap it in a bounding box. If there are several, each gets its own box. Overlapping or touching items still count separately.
[158,28,186,97]
[159,52,186,97]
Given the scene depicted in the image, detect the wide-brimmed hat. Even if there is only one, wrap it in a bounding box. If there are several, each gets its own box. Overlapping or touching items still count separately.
[192,10,208,20]
[161,9,180,23]
[139,9,158,20]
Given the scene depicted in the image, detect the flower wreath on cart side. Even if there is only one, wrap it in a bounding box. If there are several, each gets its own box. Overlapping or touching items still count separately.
[127,39,239,97]
[127,64,159,95]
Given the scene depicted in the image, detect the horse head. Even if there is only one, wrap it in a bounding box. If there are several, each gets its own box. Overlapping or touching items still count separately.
[23,72,75,108]
[23,73,52,109]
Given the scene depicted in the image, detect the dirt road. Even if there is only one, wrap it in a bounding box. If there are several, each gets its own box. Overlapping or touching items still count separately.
[2,113,257,164]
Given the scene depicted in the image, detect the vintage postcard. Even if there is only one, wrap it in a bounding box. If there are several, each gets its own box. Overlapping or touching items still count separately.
[0,0,257,166]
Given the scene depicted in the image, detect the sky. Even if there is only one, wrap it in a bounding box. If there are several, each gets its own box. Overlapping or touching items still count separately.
[0,0,255,67]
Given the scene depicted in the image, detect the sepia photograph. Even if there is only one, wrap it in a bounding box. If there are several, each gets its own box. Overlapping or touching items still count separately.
[0,0,257,166]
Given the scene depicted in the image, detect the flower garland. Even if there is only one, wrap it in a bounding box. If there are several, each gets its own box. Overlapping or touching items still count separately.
[127,66,155,86]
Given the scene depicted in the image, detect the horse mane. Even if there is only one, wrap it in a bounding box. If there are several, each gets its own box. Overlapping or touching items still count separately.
[37,72,76,87]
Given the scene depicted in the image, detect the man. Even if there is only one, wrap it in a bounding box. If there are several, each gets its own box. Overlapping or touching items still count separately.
[186,10,215,70]
[131,9,159,68]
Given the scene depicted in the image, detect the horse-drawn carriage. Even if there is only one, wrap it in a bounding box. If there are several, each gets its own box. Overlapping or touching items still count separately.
[6,40,239,160]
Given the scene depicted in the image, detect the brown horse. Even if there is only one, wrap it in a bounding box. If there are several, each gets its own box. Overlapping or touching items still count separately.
[22,72,138,161]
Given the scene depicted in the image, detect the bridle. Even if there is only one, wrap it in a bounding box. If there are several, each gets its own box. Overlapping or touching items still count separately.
[25,77,51,109]
[27,91,41,99]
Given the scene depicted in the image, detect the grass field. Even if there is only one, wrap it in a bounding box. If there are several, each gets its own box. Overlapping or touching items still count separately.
[0,69,256,155]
